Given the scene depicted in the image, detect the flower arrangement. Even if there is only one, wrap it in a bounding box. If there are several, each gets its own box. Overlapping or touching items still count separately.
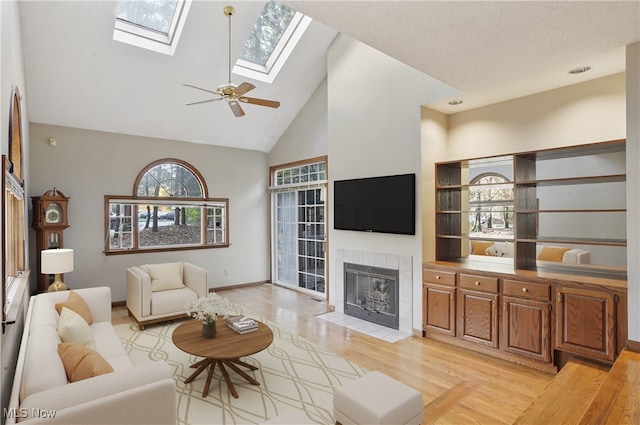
[185,292,229,326]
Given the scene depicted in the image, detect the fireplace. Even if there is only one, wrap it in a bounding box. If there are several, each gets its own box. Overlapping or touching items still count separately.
[344,262,399,330]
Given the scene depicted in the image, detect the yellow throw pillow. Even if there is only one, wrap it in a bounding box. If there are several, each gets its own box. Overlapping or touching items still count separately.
[58,307,96,349]
[146,262,185,292]
[471,241,494,256]
[538,246,571,262]
[58,343,114,382]
[55,291,94,325]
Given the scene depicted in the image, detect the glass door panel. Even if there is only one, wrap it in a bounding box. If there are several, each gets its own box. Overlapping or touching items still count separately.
[273,188,326,296]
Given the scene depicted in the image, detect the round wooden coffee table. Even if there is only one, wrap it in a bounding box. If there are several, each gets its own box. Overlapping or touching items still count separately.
[171,318,274,398]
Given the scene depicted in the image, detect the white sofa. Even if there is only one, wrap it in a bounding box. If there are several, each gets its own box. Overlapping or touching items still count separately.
[7,287,176,424]
[126,262,208,330]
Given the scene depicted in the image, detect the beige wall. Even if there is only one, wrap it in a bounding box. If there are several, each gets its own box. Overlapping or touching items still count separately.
[268,77,328,167]
[626,42,640,341]
[29,124,270,302]
[422,72,627,262]
[327,34,458,329]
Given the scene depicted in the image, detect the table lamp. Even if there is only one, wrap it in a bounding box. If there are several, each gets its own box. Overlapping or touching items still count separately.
[41,248,73,292]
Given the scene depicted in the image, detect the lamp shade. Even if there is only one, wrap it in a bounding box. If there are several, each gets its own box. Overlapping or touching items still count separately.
[41,249,74,274]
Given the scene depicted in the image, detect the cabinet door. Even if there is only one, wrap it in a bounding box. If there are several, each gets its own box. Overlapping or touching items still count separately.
[423,284,456,336]
[458,289,499,348]
[503,296,552,362]
[555,286,616,362]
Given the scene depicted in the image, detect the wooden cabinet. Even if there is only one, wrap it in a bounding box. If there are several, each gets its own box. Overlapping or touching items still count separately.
[435,163,463,261]
[422,270,456,336]
[458,274,499,348]
[502,279,552,362]
[422,263,626,369]
[555,286,617,362]
[32,189,70,293]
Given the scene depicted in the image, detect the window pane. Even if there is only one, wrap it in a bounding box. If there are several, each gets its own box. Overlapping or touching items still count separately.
[137,162,202,197]
[109,203,134,249]
[117,0,178,34]
[139,205,201,247]
[206,204,226,245]
[240,1,296,66]
[273,161,326,187]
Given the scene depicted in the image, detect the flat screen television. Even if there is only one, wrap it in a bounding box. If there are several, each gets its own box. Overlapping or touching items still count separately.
[334,173,416,235]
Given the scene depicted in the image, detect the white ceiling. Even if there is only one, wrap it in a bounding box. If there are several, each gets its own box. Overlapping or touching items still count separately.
[19,1,640,153]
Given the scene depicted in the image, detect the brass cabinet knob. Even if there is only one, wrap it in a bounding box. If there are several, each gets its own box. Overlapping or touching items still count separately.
[475,281,480,285]
[522,288,528,293]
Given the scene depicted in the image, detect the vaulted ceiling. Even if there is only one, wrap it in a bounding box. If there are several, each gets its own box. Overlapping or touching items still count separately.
[20,1,640,153]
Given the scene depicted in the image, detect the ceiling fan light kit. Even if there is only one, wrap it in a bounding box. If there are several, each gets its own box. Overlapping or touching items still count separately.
[184,4,281,117]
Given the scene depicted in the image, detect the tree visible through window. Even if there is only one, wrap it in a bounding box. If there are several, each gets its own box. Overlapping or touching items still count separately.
[469,173,514,239]
[105,159,228,254]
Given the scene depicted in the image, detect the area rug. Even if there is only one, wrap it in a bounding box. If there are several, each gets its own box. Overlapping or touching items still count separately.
[115,312,367,425]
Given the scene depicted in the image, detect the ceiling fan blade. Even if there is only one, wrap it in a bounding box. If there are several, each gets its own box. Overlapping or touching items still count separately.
[234,82,256,96]
[239,97,281,108]
[185,98,223,106]
[183,84,220,96]
[228,100,245,117]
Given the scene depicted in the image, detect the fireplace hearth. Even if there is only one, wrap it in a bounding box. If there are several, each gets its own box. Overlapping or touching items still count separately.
[344,262,399,329]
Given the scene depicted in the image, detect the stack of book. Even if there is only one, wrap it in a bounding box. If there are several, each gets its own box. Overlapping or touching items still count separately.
[224,315,259,334]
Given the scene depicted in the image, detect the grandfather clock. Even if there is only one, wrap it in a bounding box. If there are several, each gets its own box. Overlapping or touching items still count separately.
[32,188,70,293]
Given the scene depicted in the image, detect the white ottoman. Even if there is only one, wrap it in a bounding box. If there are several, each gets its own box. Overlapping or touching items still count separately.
[333,371,423,425]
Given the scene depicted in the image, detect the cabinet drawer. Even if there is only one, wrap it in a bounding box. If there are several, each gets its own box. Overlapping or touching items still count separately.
[459,274,498,293]
[503,279,550,301]
[423,269,456,286]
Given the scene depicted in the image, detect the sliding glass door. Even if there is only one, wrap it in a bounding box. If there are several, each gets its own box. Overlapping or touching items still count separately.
[270,159,327,297]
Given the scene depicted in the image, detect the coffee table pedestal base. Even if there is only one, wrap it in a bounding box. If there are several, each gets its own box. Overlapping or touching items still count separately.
[185,358,259,398]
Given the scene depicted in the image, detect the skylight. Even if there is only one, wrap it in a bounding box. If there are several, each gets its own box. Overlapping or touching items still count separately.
[233,1,311,84]
[113,0,192,56]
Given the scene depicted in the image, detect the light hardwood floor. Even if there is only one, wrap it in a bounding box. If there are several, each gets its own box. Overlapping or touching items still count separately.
[113,284,553,424]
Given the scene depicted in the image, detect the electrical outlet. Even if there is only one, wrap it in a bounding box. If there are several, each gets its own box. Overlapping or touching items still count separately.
[224,268,229,276]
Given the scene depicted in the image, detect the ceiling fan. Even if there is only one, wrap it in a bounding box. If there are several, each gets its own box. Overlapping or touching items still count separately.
[183,5,280,118]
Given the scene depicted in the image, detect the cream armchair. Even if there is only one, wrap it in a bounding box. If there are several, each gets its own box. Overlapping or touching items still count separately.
[127,261,208,329]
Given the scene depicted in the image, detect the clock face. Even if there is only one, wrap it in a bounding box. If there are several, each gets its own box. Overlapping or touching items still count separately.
[45,203,62,224]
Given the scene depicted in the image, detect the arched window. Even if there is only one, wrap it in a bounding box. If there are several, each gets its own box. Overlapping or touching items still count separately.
[104,159,228,254]
[4,86,26,324]
[469,172,514,239]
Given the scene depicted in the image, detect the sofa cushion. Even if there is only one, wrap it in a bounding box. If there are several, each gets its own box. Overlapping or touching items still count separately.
[471,241,494,255]
[538,246,571,262]
[146,261,185,292]
[29,295,61,331]
[91,322,132,370]
[58,343,114,382]
[58,307,96,349]
[20,326,68,401]
[55,291,94,325]
[151,286,197,316]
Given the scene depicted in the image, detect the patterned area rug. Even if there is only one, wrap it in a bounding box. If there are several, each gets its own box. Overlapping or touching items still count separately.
[115,313,367,425]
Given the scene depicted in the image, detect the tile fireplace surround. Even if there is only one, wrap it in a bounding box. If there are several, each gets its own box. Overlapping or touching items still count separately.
[331,249,413,337]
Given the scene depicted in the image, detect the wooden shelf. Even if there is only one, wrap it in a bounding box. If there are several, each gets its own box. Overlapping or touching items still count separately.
[516,208,626,213]
[516,237,627,247]
[435,139,627,274]
[515,174,626,186]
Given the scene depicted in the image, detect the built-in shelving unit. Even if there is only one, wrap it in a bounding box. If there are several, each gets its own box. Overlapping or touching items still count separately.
[513,139,626,271]
[435,162,463,261]
[435,139,627,275]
